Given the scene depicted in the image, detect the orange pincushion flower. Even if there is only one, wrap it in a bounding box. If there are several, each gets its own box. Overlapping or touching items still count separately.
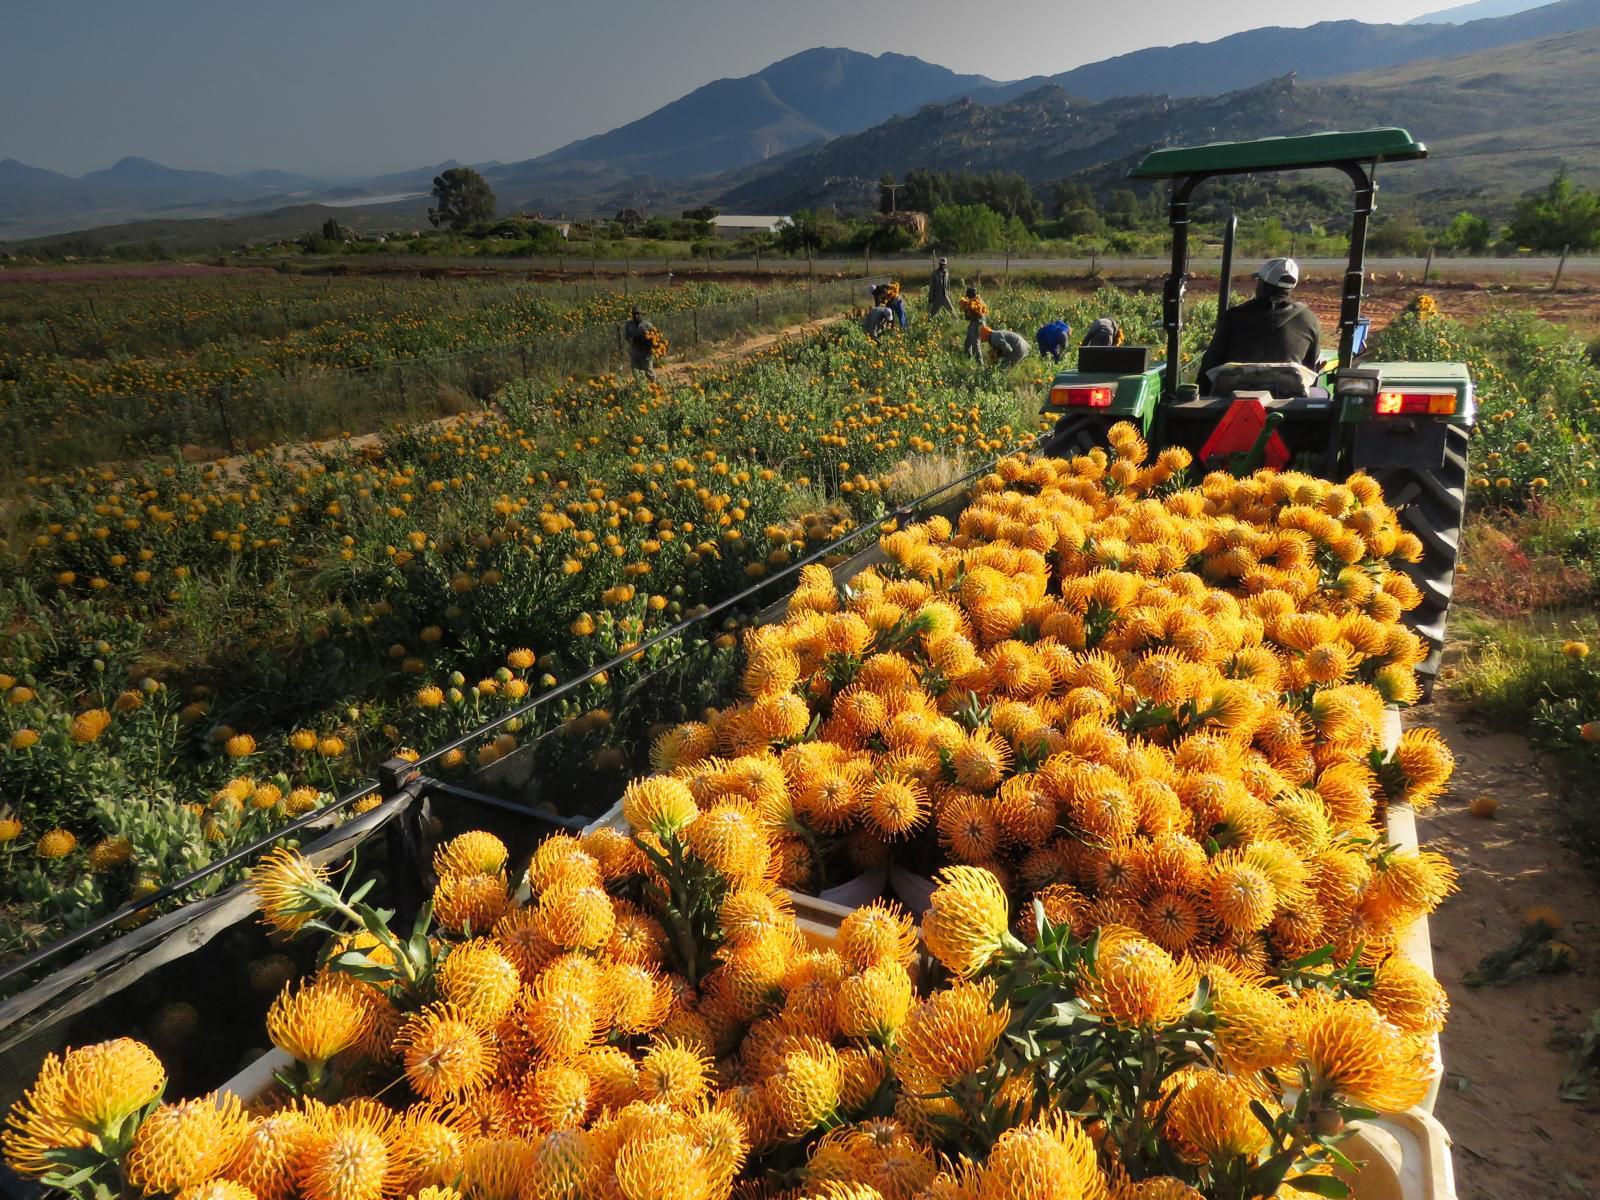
[396,1004,498,1101]
[432,873,510,935]
[1298,994,1431,1111]
[635,1039,713,1111]
[838,901,918,971]
[612,1130,709,1200]
[835,960,914,1043]
[1164,1071,1272,1163]
[436,939,521,1028]
[175,1182,256,1200]
[267,975,373,1067]
[457,1137,534,1200]
[1206,855,1278,933]
[1392,726,1455,808]
[621,776,699,838]
[897,979,1008,1098]
[976,1111,1103,1200]
[519,970,599,1062]
[864,775,929,840]
[517,1061,593,1132]
[937,791,1002,863]
[492,908,558,980]
[1208,970,1297,1073]
[1085,927,1197,1029]
[125,1094,251,1196]
[922,866,1011,978]
[1367,848,1457,923]
[764,1037,843,1137]
[535,883,618,953]
[528,1128,594,1200]
[224,1111,313,1200]
[434,831,509,880]
[524,835,602,894]
[250,847,332,935]
[1370,954,1450,1035]
[685,804,769,882]
[601,963,672,1034]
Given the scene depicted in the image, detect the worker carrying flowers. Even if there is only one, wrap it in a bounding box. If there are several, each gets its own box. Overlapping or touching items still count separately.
[871,281,908,331]
[623,306,661,382]
[959,286,988,361]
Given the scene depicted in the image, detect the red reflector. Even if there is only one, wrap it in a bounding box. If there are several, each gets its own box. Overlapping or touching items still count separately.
[1050,384,1114,408]
[1376,390,1456,416]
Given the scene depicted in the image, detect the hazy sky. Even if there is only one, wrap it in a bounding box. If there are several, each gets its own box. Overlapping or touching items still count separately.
[5,0,1444,178]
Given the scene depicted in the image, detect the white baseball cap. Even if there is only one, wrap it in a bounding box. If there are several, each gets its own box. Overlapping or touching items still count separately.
[1256,257,1300,289]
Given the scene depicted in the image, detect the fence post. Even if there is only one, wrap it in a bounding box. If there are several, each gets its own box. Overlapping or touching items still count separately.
[46,322,62,355]
[865,245,871,281]
[693,308,699,347]
[1422,245,1433,284]
[214,384,237,454]
[624,253,630,296]
[520,346,529,378]
[755,245,761,275]
[1552,244,1570,292]
[396,366,407,410]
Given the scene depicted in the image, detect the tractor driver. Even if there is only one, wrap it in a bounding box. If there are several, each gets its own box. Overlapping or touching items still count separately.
[1197,257,1321,393]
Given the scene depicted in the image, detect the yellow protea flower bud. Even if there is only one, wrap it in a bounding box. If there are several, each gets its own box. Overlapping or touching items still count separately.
[835,960,913,1044]
[436,939,522,1028]
[1370,954,1449,1036]
[458,1137,533,1200]
[922,866,1011,978]
[432,872,510,936]
[764,1036,842,1137]
[621,776,698,839]
[1165,1071,1273,1164]
[612,1130,708,1200]
[837,901,918,971]
[433,831,509,880]
[977,1111,1103,1200]
[635,1039,713,1112]
[266,976,373,1069]
[517,1061,592,1132]
[125,1093,250,1196]
[396,1003,498,1101]
[249,847,332,935]
[1298,994,1431,1112]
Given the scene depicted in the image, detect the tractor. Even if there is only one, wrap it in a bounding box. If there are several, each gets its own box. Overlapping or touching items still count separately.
[1042,128,1471,694]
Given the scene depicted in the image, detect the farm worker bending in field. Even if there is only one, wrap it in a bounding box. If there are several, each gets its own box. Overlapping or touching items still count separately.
[960,286,988,362]
[623,307,658,382]
[1197,256,1321,393]
[873,282,909,331]
[928,257,955,317]
[862,303,895,339]
[1081,317,1123,347]
[1035,319,1071,362]
[983,325,1031,367]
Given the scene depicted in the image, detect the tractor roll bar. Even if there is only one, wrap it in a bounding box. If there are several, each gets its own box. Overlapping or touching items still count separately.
[1160,158,1382,399]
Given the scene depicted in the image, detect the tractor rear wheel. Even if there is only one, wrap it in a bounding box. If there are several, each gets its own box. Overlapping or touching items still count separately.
[1364,425,1469,700]
[1042,412,1117,459]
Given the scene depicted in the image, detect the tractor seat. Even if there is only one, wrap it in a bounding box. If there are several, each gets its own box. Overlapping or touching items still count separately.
[1206,361,1319,399]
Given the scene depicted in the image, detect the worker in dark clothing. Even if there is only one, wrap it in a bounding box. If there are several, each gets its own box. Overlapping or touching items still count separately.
[1197,257,1322,394]
[1035,319,1071,362]
[928,258,955,317]
[623,307,658,381]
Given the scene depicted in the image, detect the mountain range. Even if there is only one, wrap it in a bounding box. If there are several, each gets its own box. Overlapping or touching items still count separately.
[4,0,1600,245]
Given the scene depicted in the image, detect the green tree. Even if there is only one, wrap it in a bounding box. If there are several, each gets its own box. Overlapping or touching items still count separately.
[1046,179,1096,219]
[428,167,496,231]
[1506,170,1600,252]
[930,203,1004,253]
[777,209,844,253]
[613,208,645,233]
[1441,211,1492,255]
[1367,212,1429,256]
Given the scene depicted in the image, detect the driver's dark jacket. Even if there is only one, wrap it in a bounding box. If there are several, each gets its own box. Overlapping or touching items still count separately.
[1198,294,1322,393]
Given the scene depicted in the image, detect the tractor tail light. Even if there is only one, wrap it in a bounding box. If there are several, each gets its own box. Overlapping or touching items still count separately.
[1050,384,1114,408]
[1375,389,1457,416]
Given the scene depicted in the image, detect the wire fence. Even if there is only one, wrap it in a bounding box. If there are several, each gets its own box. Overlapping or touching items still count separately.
[0,276,870,475]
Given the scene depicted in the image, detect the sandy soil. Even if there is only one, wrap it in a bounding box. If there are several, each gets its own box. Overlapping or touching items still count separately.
[1412,696,1600,1199]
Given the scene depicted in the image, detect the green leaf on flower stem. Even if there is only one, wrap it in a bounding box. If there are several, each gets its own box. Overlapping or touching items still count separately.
[347,877,376,906]
[1285,1175,1350,1198]
[1340,1105,1379,1122]
[1290,944,1337,969]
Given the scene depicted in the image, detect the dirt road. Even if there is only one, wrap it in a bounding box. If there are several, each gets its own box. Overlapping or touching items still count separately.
[1415,698,1600,1199]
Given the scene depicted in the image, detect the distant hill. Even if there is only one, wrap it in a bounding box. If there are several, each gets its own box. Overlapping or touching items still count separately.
[1407,0,1549,23]
[718,26,1600,214]
[1039,0,1600,99]
[75,157,265,207]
